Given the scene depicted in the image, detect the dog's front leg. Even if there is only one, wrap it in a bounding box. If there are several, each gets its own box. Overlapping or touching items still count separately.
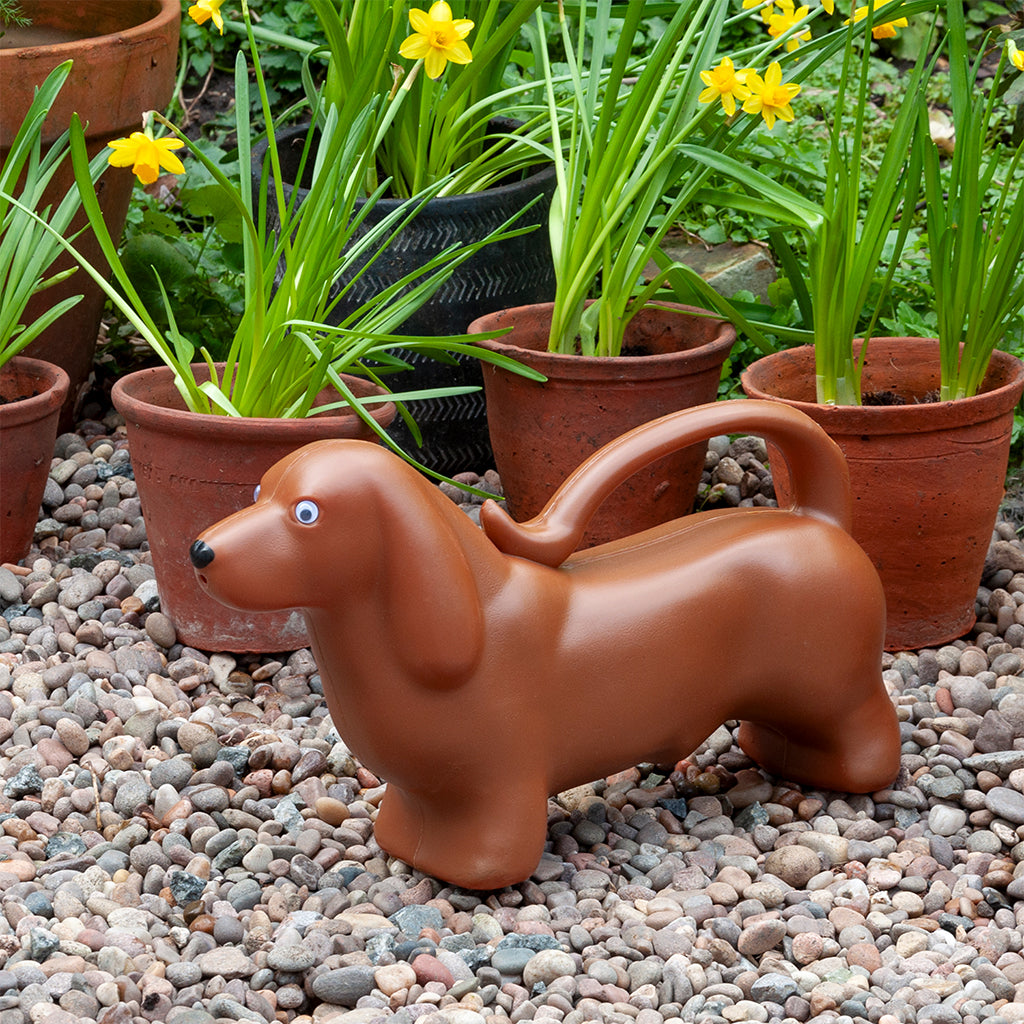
[374,780,551,892]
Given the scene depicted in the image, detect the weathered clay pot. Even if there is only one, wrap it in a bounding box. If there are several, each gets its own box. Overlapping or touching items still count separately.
[0,356,69,565]
[741,338,1024,651]
[468,302,735,548]
[2,1,181,423]
[112,363,396,652]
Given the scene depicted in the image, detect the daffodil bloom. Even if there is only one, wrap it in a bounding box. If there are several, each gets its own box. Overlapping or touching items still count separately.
[846,1,909,40]
[1009,39,1024,72]
[399,1,473,80]
[768,1,812,51]
[107,131,185,185]
[742,61,801,129]
[698,57,753,116]
[742,0,775,24]
[188,0,225,35]
[821,0,834,13]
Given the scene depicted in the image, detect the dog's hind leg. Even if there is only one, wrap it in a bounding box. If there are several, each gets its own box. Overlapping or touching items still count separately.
[736,667,900,794]
[374,781,550,891]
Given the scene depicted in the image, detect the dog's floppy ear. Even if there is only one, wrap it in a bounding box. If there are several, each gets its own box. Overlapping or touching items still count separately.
[375,483,485,689]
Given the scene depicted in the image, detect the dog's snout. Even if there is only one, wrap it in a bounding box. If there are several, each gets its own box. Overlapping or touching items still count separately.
[190,539,215,569]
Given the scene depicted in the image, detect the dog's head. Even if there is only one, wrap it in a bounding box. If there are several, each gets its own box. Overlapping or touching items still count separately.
[191,438,484,686]
[190,439,390,613]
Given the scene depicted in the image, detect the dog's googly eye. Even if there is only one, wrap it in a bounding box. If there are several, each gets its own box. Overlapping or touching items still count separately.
[253,485,261,502]
[294,500,319,525]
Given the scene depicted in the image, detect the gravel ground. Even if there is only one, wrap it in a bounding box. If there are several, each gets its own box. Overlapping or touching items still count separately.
[2,410,1024,1024]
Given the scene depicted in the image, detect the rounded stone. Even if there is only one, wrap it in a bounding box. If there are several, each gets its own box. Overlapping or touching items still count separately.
[411,952,454,988]
[267,944,320,972]
[195,946,255,978]
[522,949,576,988]
[737,918,786,956]
[374,961,417,997]
[763,845,820,887]
[310,965,376,1006]
[928,805,967,837]
[144,612,177,648]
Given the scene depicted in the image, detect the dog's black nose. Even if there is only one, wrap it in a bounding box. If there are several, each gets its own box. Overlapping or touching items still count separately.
[190,540,215,568]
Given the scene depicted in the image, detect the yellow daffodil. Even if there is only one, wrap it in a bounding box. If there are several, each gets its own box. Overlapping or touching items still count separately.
[768,1,812,51]
[821,0,834,13]
[107,131,185,185]
[698,57,753,116]
[846,1,909,40]
[399,1,474,80]
[188,0,225,35]
[1009,39,1024,72]
[743,0,775,24]
[742,61,801,129]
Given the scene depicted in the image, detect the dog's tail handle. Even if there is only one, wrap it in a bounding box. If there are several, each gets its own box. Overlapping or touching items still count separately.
[480,399,852,567]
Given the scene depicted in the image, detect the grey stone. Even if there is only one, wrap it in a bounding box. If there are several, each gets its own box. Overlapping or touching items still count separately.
[112,775,152,816]
[489,947,534,976]
[168,870,207,905]
[391,904,444,936]
[751,973,799,1004]
[964,751,1024,775]
[310,966,376,1006]
[28,928,59,961]
[5,764,43,798]
[44,833,87,858]
[267,944,320,972]
[948,675,992,714]
[984,786,1024,825]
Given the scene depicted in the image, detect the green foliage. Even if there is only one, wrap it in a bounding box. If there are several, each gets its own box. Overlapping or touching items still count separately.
[0,63,107,366]
[115,142,246,362]
[918,0,1024,400]
[174,0,316,133]
[250,1,324,105]
[0,0,28,30]
[889,0,1010,58]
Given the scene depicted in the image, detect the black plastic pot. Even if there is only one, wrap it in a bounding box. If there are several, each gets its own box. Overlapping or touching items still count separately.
[254,122,557,474]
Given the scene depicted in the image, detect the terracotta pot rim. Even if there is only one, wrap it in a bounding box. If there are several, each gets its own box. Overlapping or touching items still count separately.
[741,339,1024,435]
[0,356,70,428]
[469,301,737,380]
[112,362,397,440]
[0,0,179,57]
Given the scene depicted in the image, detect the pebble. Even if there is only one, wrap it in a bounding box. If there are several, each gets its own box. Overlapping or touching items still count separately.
[2,419,1024,1024]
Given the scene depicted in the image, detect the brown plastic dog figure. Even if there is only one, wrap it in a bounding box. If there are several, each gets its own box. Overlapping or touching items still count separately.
[191,400,900,890]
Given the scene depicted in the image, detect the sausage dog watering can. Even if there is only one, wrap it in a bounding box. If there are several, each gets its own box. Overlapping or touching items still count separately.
[191,400,899,890]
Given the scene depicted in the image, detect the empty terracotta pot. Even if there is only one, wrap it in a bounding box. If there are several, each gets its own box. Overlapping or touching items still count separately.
[0,356,69,565]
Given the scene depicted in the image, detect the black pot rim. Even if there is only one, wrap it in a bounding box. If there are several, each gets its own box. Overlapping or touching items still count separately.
[255,119,556,211]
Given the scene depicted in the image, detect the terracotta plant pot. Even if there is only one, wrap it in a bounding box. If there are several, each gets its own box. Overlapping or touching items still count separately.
[2,1,181,423]
[0,356,70,566]
[257,122,557,474]
[468,302,736,548]
[112,364,396,652]
[741,338,1024,651]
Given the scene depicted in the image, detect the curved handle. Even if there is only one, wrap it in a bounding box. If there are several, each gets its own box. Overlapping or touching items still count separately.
[480,399,851,566]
